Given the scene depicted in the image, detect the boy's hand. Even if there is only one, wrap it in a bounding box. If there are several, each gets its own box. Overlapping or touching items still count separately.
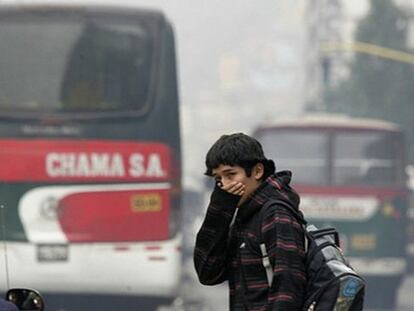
[220,181,245,196]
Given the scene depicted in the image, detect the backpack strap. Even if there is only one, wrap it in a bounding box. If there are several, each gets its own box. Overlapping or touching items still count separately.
[259,242,273,287]
[258,199,307,287]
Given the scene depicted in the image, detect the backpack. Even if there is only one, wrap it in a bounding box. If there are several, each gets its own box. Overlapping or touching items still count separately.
[259,200,365,311]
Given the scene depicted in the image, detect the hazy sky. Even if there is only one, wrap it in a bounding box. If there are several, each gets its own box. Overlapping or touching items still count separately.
[122,0,307,187]
[129,0,308,187]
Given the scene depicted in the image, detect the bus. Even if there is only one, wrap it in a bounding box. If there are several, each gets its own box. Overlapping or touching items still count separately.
[253,114,409,309]
[0,1,181,310]
[407,165,414,272]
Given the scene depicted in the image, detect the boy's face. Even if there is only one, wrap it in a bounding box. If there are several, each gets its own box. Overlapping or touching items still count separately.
[212,164,263,206]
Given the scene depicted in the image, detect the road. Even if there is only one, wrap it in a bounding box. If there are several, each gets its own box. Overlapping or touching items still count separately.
[395,276,414,311]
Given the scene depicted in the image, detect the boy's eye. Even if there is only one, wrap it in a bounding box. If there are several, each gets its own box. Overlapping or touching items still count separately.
[215,180,223,187]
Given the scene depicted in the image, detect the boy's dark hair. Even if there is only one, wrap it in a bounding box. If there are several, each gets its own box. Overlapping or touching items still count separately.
[205,133,275,179]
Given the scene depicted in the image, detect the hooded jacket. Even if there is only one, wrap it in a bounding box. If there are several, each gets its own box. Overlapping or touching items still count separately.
[194,171,306,310]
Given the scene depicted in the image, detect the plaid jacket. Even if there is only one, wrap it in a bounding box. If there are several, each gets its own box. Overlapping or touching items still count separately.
[194,171,306,310]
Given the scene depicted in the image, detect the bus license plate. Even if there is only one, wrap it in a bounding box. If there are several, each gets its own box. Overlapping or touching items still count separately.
[37,244,68,262]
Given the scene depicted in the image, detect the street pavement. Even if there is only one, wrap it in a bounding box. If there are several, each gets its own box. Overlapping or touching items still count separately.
[394,276,414,311]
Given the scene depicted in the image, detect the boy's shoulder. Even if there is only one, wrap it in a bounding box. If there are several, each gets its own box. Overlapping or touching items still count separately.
[260,197,305,226]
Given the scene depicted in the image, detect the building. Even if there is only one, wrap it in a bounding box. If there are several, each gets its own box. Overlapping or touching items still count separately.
[304,0,370,110]
[305,0,414,111]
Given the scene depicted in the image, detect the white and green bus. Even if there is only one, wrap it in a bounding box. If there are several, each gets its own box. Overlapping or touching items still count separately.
[0,1,182,310]
[254,114,409,310]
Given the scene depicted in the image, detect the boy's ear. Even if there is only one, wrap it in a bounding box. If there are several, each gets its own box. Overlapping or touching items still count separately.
[254,163,264,180]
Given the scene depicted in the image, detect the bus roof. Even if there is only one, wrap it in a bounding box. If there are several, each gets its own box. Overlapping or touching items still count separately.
[0,0,164,17]
[256,114,401,132]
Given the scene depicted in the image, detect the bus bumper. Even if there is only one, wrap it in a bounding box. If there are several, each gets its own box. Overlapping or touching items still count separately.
[0,235,182,297]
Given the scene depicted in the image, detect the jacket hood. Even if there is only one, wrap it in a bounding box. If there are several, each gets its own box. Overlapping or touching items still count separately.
[271,170,300,208]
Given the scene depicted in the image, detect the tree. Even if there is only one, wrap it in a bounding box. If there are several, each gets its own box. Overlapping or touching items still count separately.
[323,0,414,162]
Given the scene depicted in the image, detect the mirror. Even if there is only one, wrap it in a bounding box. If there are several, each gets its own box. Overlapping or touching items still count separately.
[5,288,44,311]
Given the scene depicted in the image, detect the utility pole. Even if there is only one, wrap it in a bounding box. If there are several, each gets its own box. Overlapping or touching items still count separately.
[304,0,344,111]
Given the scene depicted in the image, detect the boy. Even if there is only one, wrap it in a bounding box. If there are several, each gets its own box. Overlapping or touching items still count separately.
[194,133,306,310]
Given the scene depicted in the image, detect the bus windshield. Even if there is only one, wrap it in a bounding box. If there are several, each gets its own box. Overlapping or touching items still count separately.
[259,130,328,184]
[334,131,402,186]
[258,129,403,186]
[0,16,155,114]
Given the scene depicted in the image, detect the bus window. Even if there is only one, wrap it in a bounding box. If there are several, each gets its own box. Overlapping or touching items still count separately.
[61,22,152,111]
[259,130,329,185]
[333,132,402,186]
[0,17,154,115]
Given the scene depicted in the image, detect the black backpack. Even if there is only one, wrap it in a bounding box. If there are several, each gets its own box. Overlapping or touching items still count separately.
[259,200,365,311]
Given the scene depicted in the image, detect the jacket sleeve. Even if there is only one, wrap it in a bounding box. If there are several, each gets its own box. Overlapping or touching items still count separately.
[262,202,306,310]
[193,186,240,285]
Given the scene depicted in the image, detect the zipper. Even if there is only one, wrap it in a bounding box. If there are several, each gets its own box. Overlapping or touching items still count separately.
[235,220,252,310]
